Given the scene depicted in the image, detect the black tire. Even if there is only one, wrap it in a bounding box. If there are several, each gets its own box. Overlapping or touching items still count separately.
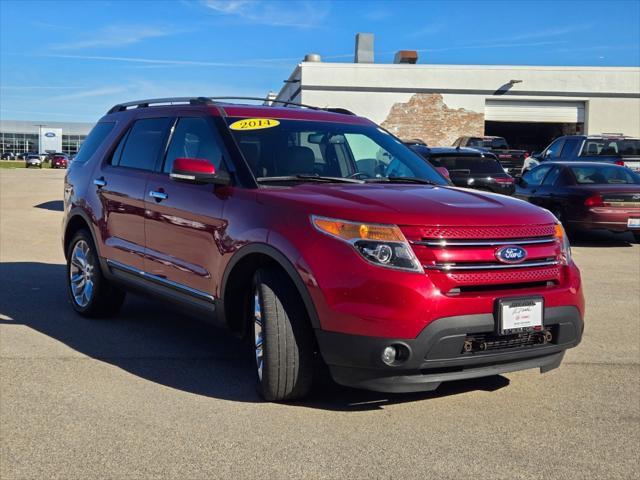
[633,232,640,244]
[252,267,314,401]
[66,229,125,317]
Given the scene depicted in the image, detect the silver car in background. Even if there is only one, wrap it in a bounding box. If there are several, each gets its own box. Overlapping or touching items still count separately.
[25,154,42,168]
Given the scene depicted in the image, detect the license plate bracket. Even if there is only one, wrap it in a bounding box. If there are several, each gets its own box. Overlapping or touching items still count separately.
[497,297,544,335]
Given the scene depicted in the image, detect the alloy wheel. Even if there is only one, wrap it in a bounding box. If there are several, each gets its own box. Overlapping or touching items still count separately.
[69,240,95,308]
[254,290,264,381]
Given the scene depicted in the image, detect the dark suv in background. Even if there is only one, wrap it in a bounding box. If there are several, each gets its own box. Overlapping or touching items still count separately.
[453,136,528,175]
[62,97,584,401]
[407,144,515,195]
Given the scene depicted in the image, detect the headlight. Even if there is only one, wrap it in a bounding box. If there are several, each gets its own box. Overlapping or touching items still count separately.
[554,223,572,265]
[311,216,423,273]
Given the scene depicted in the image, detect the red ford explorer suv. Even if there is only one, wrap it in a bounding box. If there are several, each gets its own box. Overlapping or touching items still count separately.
[62,97,584,401]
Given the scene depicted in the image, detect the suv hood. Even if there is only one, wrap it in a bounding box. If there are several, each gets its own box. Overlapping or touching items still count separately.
[258,184,555,226]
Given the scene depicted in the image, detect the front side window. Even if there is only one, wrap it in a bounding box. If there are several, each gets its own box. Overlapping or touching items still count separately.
[560,138,581,157]
[523,164,553,186]
[164,117,223,173]
[73,122,114,164]
[225,118,447,185]
[114,117,172,171]
[545,139,565,160]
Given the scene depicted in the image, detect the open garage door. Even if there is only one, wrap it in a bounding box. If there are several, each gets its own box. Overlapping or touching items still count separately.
[485,100,585,153]
[485,100,585,123]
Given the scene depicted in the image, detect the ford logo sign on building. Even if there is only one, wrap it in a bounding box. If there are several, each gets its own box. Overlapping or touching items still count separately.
[44,132,56,138]
[495,246,528,264]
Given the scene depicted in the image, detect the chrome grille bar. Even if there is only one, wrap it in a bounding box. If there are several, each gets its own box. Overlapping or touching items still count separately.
[413,237,556,247]
[424,259,559,271]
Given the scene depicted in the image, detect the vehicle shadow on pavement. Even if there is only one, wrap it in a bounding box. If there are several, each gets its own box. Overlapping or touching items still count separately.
[0,261,509,410]
[34,200,64,211]
[569,230,635,248]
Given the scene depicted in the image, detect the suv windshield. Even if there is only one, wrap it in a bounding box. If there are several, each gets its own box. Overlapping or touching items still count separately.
[430,155,505,174]
[225,118,447,185]
[582,138,640,156]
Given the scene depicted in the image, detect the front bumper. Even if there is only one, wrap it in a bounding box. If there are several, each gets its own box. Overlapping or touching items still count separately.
[316,305,583,393]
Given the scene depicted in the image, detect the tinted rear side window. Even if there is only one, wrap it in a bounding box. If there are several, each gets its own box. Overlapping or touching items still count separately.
[116,118,172,171]
[73,122,115,164]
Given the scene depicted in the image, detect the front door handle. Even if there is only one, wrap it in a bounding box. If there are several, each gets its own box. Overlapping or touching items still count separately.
[93,177,107,188]
[149,190,168,201]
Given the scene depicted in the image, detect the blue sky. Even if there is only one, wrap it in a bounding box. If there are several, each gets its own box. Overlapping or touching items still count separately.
[1,0,639,122]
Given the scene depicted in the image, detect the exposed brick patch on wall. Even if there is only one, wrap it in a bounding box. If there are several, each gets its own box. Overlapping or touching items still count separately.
[381,93,484,146]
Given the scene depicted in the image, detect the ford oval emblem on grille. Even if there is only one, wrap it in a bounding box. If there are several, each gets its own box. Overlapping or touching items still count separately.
[495,245,528,264]
[44,132,56,137]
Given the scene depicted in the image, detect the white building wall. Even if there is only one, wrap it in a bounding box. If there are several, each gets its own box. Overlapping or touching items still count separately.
[278,62,640,139]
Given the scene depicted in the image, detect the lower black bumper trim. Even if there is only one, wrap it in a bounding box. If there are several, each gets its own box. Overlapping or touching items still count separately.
[315,306,582,393]
[329,352,564,393]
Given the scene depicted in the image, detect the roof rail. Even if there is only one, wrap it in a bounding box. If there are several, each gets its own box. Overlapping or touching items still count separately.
[209,97,356,115]
[107,97,212,114]
[106,96,356,115]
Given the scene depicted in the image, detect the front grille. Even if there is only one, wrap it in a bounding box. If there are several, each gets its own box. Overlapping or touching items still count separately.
[448,266,561,285]
[426,258,558,271]
[401,223,562,292]
[410,224,557,239]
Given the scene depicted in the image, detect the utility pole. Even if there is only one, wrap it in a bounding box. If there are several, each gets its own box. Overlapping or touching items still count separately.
[33,124,47,155]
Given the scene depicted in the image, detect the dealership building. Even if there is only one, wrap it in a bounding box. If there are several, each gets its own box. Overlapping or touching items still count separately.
[276,34,640,152]
[0,120,93,157]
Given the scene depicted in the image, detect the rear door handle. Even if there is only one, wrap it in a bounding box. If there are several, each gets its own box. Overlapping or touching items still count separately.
[149,190,168,201]
[93,177,107,188]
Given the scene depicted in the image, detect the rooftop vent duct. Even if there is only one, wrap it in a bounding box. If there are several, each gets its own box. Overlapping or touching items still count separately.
[304,53,322,62]
[394,50,418,64]
[355,33,374,63]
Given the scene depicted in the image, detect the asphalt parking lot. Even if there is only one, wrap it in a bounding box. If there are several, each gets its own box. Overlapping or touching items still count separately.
[1,168,638,480]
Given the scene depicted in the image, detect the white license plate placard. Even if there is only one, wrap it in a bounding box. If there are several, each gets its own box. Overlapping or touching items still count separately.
[628,218,640,228]
[498,297,543,334]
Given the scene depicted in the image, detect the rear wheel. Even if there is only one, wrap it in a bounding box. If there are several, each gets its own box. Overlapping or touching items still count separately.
[252,268,314,401]
[633,232,640,244]
[66,229,125,317]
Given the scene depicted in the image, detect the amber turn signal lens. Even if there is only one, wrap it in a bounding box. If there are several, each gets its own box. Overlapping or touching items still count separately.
[312,216,405,242]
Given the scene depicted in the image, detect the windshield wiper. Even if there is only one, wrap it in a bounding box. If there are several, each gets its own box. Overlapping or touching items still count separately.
[365,176,439,185]
[257,175,364,184]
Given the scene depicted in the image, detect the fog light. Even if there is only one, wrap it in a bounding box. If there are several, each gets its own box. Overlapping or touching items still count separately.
[381,346,397,365]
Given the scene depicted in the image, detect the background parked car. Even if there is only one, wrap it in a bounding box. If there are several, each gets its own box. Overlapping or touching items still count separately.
[452,136,528,175]
[408,145,515,195]
[1,152,16,160]
[25,154,42,168]
[51,154,69,169]
[514,161,640,241]
[522,135,640,173]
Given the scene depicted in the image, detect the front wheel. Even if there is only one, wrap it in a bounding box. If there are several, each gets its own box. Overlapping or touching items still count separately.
[66,229,125,317]
[252,268,314,401]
